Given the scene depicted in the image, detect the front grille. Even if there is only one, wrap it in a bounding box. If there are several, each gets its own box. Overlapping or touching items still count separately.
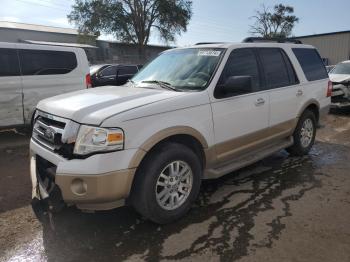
[32,111,79,159]
[33,116,65,151]
[332,82,350,87]
[331,96,349,103]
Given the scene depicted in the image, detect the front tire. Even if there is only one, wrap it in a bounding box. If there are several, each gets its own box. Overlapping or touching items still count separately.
[130,143,202,224]
[287,110,317,156]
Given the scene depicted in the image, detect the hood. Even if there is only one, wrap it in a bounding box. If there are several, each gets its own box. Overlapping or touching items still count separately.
[329,74,350,83]
[37,85,184,125]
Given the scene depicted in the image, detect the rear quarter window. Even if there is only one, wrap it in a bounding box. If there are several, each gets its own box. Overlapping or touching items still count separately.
[292,48,328,81]
[19,49,78,76]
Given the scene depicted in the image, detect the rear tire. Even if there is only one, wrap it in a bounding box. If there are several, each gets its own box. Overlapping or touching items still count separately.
[287,110,316,156]
[130,142,202,224]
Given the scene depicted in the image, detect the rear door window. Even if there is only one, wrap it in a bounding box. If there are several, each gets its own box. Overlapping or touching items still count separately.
[258,48,297,89]
[292,48,328,81]
[19,49,77,75]
[118,66,138,75]
[0,48,20,77]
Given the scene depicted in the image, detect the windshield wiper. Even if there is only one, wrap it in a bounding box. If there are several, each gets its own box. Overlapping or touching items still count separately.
[127,79,136,85]
[141,80,180,92]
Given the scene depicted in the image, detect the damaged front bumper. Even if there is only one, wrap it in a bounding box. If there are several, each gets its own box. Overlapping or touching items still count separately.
[331,83,350,108]
[30,138,137,215]
[30,155,65,220]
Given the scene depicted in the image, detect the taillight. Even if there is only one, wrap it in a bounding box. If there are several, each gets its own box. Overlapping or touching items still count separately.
[86,73,92,89]
[327,80,333,97]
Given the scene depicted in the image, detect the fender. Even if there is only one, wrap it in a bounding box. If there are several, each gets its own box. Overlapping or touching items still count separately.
[128,126,209,169]
[297,99,320,119]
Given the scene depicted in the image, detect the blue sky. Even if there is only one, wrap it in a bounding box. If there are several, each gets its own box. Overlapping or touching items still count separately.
[1,0,349,46]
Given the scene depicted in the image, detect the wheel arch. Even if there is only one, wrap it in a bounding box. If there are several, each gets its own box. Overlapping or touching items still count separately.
[127,126,209,205]
[297,99,320,124]
[128,126,209,171]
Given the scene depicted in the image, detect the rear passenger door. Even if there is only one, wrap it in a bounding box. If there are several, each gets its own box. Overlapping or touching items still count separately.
[0,48,23,127]
[257,48,300,131]
[211,48,269,163]
[19,49,81,125]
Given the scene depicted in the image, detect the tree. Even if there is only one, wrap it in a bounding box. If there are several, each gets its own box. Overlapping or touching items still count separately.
[249,4,299,38]
[68,0,192,56]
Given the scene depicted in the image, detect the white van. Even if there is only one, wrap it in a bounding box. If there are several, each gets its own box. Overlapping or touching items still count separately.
[0,42,90,128]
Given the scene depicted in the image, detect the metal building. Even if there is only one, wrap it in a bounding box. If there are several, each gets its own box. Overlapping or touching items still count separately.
[294,30,350,65]
[0,21,170,64]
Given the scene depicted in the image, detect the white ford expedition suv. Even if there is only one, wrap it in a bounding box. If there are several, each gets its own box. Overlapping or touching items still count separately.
[30,39,331,224]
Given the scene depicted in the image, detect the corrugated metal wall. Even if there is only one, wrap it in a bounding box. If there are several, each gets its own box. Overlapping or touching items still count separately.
[296,33,350,65]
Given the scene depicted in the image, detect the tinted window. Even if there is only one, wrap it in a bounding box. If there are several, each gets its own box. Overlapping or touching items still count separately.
[259,48,292,89]
[0,48,20,77]
[118,66,138,75]
[292,48,328,81]
[280,50,299,85]
[100,66,116,77]
[19,49,77,75]
[217,48,260,92]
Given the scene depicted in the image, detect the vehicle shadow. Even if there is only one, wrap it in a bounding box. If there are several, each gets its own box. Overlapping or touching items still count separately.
[41,142,343,262]
[329,106,350,116]
[0,131,31,214]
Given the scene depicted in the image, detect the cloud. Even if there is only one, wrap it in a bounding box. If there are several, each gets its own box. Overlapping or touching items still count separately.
[47,17,70,27]
[0,16,21,22]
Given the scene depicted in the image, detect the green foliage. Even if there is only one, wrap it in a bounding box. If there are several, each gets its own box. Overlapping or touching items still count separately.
[250,4,299,38]
[68,0,192,52]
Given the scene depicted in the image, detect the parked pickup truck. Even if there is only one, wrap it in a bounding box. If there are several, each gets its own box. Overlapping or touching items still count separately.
[30,39,330,224]
[329,60,350,108]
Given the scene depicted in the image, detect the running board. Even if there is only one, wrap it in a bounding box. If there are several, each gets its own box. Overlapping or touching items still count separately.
[204,137,293,179]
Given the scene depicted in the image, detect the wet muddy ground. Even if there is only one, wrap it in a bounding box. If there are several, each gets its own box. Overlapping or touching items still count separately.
[0,113,350,262]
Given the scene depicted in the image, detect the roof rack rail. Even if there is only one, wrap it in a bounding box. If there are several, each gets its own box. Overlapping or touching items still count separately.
[195,42,225,45]
[242,37,302,44]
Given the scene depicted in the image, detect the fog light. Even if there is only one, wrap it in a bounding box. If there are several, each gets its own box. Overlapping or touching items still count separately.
[71,178,87,196]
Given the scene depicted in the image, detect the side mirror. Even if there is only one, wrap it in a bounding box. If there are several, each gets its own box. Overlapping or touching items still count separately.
[216,76,253,98]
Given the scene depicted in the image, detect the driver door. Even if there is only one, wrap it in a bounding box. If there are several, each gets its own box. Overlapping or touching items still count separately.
[98,65,117,86]
[211,48,269,163]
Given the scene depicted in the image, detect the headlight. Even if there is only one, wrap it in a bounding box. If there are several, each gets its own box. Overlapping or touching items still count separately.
[74,125,124,155]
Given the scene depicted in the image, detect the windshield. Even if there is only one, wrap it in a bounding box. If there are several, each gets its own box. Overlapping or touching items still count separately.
[132,48,225,91]
[331,62,350,75]
[90,65,107,75]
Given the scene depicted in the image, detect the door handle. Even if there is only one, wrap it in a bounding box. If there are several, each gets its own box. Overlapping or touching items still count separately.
[255,98,265,106]
[296,89,303,97]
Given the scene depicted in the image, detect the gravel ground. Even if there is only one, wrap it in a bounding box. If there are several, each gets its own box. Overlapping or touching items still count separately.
[0,113,349,262]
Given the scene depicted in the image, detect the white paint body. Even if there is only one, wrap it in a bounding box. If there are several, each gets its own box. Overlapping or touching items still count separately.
[31,42,330,178]
[0,42,89,128]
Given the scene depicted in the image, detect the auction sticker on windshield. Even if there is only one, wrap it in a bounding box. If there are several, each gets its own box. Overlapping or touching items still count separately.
[198,50,221,56]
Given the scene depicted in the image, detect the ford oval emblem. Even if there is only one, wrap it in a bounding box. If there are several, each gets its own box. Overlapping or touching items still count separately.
[44,127,55,141]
